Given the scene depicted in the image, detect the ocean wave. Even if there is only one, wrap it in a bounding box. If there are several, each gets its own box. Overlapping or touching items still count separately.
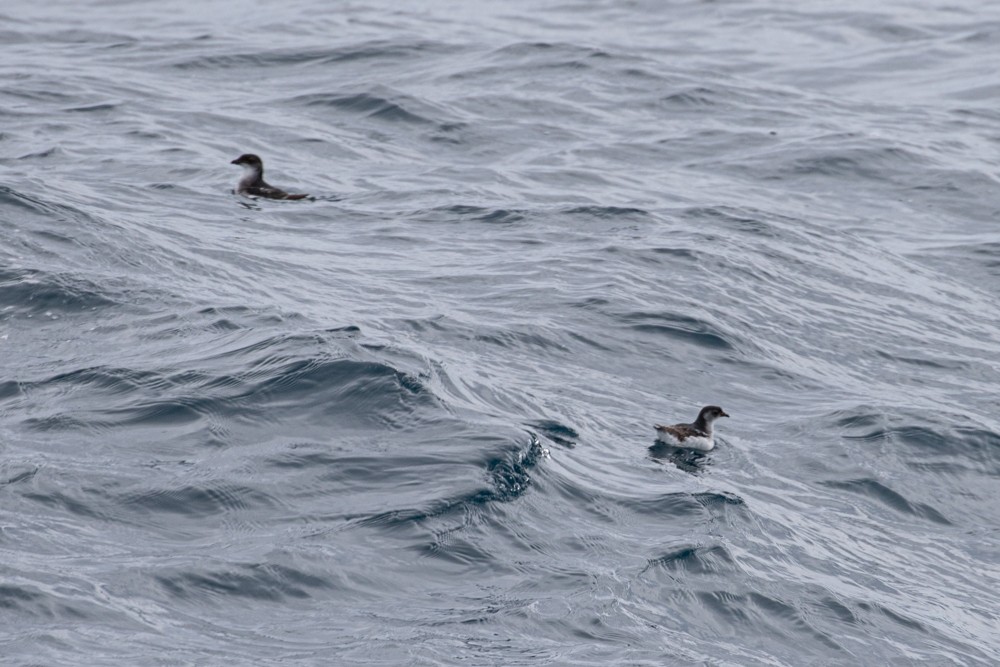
[291,91,436,125]
[623,311,737,351]
[170,40,455,70]
[12,345,438,436]
[156,562,335,603]
[354,434,546,530]
[0,268,117,316]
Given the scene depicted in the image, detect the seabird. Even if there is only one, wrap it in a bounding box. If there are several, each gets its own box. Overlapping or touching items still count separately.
[230,153,309,200]
[654,405,729,452]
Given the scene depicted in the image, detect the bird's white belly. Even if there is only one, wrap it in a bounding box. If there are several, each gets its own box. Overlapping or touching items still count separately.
[656,431,715,451]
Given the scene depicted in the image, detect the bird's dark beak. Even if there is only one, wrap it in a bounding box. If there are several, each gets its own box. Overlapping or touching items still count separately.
[721,411,729,418]
[230,158,241,165]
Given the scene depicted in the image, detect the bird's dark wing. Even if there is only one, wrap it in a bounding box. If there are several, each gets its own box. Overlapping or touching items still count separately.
[246,185,285,198]
[654,423,703,442]
[244,180,309,200]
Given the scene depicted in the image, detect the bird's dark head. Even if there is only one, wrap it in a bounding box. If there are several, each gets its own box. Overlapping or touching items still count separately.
[231,153,263,169]
[699,405,729,423]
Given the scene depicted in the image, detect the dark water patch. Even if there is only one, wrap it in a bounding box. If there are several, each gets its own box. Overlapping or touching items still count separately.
[0,380,22,402]
[128,128,166,141]
[835,409,999,460]
[954,427,1000,455]
[41,29,136,45]
[695,590,750,625]
[0,584,44,610]
[489,41,611,67]
[873,349,967,371]
[237,358,435,418]
[846,14,933,41]
[832,408,884,432]
[406,438,550,567]
[926,241,1000,275]
[474,208,525,224]
[957,25,1000,45]
[30,229,80,246]
[356,436,545,530]
[561,206,650,220]
[18,146,63,160]
[821,478,951,525]
[744,141,930,184]
[572,296,611,310]
[395,317,448,334]
[292,91,433,124]
[171,40,452,70]
[266,452,469,496]
[64,102,119,113]
[262,447,345,470]
[624,311,736,351]
[868,424,1000,470]
[22,489,109,521]
[357,498,463,530]
[26,366,159,396]
[618,64,670,82]
[142,310,306,343]
[486,435,546,503]
[22,414,108,433]
[121,483,277,518]
[649,247,698,260]
[205,317,242,332]
[415,532,500,568]
[0,268,116,316]
[565,331,613,352]
[434,120,467,133]
[795,146,920,180]
[693,491,746,510]
[0,466,38,486]
[1,87,75,108]
[72,346,438,430]
[680,205,780,237]
[814,596,858,625]
[859,601,926,633]
[747,592,844,652]
[660,86,728,109]
[156,562,334,603]
[910,241,1000,292]
[10,365,210,430]
[527,420,578,448]
[657,79,798,114]
[692,589,843,652]
[645,544,735,575]
[106,396,211,426]
[904,460,976,476]
[626,491,746,520]
[323,324,362,336]
[0,184,114,245]
[0,584,91,621]
[417,204,527,224]
[473,328,569,353]
[648,444,711,475]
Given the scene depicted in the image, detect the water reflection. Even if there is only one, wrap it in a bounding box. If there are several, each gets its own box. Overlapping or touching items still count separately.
[648,441,711,474]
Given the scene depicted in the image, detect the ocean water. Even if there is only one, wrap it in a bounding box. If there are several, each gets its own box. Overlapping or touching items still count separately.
[2,0,1000,664]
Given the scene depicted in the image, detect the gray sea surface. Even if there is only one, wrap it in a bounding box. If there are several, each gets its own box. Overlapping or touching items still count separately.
[3,0,1000,665]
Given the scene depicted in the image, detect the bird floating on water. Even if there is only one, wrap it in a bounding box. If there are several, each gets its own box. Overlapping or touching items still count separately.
[231,153,309,200]
[654,405,729,452]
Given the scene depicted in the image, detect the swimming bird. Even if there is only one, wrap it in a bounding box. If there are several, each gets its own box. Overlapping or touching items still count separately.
[654,405,729,451]
[230,153,309,200]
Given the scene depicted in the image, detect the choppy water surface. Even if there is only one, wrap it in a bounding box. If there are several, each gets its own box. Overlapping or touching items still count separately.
[3,1,1000,664]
